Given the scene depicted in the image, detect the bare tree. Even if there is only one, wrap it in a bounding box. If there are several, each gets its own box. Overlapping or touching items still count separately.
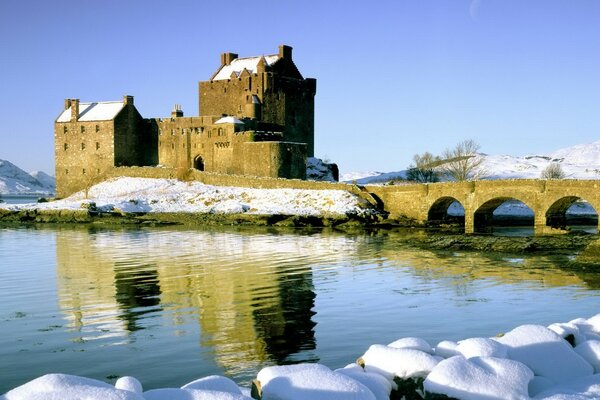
[541,163,566,179]
[438,139,485,181]
[406,152,441,182]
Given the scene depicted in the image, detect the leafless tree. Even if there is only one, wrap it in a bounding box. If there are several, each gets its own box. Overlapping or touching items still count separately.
[541,163,566,179]
[406,152,441,182]
[438,139,486,181]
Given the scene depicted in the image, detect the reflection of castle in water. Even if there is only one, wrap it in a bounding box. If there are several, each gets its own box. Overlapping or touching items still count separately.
[55,228,321,375]
[55,228,597,375]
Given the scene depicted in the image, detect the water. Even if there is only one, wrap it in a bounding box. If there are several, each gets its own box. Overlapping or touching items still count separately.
[1,226,599,393]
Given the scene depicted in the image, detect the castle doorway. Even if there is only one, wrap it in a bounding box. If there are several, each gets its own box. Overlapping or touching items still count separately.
[193,155,204,171]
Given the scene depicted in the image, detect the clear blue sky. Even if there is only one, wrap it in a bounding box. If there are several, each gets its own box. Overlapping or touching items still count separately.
[2,0,600,175]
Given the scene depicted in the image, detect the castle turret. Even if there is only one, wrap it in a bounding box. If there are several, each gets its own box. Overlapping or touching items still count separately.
[245,95,261,120]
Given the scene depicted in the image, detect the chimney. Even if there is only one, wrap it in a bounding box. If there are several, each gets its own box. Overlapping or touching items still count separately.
[220,52,238,65]
[123,95,134,105]
[171,104,183,118]
[278,45,292,59]
[70,99,79,121]
[64,99,72,110]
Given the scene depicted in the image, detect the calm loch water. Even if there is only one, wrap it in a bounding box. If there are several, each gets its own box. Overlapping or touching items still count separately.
[1,225,600,393]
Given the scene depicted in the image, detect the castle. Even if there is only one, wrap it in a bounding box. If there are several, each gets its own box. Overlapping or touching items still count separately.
[54,45,316,197]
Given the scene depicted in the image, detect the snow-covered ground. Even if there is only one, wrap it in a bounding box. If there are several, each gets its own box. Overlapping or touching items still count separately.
[0,177,376,217]
[0,160,55,197]
[4,314,600,399]
[341,140,600,184]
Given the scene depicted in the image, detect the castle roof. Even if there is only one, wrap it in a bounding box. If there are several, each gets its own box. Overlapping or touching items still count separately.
[56,101,124,122]
[212,55,279,81]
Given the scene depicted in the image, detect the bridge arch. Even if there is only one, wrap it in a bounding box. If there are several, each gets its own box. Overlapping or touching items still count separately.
[427,197,465,228]
[545,196,598,233]
[474,197,535,234]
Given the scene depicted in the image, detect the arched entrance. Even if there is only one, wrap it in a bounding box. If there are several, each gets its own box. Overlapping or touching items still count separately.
[193,155,204,171]
[428,197,465,230]
[474,198,534,235]
[546,197,598,234]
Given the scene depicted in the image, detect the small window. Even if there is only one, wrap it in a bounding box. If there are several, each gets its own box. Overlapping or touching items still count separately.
[183,143,185,148]
[171,143,174,149]
[171,129,175,135]
[81,126,85,133]
[81,143,85,150]
[65,168,69,175]
[95,142,100,150]
[95,125,100,133]
[63,126,67,134]
[97,168,100,174]
[63,143,68,151]
[82,168,86,175]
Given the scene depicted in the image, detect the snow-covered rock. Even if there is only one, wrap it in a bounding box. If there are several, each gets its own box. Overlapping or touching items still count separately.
[307,157,339,182]
[361,344,441,381]
[455,337,508,359]
[495,325,594,383]
[0,374,143,400]
[256,363,376,400]
[424,356,534,400]
[387,337,433,354]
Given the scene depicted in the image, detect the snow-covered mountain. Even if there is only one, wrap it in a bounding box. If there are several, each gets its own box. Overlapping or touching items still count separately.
[0,160,55,196]
[341,140,600,184]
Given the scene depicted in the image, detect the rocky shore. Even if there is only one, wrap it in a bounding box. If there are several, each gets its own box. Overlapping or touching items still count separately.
[4,314,600,400]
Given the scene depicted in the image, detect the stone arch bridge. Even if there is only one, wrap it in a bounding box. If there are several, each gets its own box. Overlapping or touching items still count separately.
[366,180,600,235]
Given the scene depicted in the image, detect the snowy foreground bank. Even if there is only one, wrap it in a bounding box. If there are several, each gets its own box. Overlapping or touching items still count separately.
[4,315,600,399]
[0,177,375,217]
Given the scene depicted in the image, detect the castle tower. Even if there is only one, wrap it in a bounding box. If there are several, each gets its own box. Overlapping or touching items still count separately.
[199,44,316,156]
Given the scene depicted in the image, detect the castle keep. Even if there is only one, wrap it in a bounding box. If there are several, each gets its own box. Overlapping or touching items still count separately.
[55,45,316,197]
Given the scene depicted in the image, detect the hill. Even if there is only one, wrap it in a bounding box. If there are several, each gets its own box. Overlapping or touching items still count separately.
[0,160,55,197]
[341,140,600,184]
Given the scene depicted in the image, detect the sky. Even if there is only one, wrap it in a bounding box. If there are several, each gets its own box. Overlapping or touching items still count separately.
[1,0,600,175]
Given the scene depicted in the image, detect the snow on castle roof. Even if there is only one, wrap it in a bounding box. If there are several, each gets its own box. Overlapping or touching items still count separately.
[56,101,125,122]
[212,55,279,81]
[215,116,245,125]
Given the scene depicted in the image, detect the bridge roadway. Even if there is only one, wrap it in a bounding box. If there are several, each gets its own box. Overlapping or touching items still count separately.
[365,179,600,235]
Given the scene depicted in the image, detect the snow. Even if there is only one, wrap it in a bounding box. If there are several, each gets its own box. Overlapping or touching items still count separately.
[341,139,600,183]
[495,324,594,383]
[56,101,124,122]
[0,177,376,218]
[5,314,600,399]
[574,341,600,373]
[212,55,279,81]
[0,159,55,196]
[256,363,376,400]
[387,337,433,354]
[214,116,244,125]
[361,344,442,380]
[423,356,533,400]
[455,337,508,359]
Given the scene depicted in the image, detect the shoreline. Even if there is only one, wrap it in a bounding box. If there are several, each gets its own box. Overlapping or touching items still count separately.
[1,208,598,262]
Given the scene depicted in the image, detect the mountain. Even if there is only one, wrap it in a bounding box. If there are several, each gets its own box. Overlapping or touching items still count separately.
[341,140,600,184]
[0,160,55,196]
